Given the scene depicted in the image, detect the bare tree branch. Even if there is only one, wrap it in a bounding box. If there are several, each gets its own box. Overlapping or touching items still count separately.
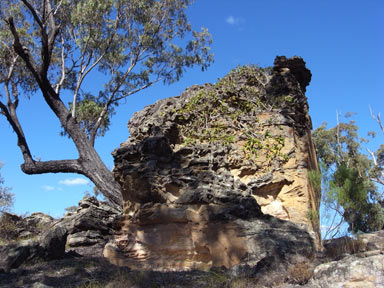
[55,36,66,94]
[0,100,33,164]
[20,0,44,29]
[323,206,345,240]
[51,0,65,17]
[6,17,41,83]
[366,147,384,186]
[89,78,160,146]
[70,13,120,119]
[112,78,161,104]
[1,88,91,179]
[369,105,384,134]
[22,159,83,175]
[41,0,60,76]
[71,51,106,118]
[335,110,344,166]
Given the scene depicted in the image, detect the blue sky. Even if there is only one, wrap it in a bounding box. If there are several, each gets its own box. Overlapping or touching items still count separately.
[0,0,383,218]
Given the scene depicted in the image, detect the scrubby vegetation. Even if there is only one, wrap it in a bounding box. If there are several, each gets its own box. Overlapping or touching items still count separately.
[0,164,13,214]
[173,65,293,165]
[0,164,15,245]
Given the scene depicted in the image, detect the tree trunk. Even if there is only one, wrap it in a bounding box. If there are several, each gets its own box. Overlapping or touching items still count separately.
[1,65,124,209]
[79,145,123,208]
[4,12,124,209]
[38,81,124,209]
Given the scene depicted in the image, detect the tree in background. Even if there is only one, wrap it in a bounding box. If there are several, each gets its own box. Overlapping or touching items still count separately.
[312,111,384,238]
[0,0,213,208]
[0,164,14,213]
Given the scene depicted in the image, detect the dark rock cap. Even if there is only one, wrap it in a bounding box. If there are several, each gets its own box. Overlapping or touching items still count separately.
[273,56,312,93]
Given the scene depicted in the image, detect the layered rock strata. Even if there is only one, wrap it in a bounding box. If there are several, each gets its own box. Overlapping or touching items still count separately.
[62,196,121,256]
[0,196,121,272]
[107,56,320,270]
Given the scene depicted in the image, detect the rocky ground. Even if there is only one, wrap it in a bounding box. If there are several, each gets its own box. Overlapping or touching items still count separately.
[0,249,383,288]
[0,196,383,288]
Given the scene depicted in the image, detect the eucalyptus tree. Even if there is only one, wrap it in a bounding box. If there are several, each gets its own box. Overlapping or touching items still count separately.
[313,113,384,236]
[0,0,213,208]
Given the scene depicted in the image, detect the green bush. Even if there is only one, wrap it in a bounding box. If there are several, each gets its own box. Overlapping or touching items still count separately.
[0,164,13,214]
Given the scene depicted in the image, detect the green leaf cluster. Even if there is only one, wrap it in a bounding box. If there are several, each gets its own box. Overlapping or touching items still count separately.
[61,93,114,138]
[0,0,213,141]
[308,170,321,195]
[329,165,384,233]
[313,117,384,234]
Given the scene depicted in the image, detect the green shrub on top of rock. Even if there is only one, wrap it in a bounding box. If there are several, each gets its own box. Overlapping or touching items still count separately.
[168,63,307,165]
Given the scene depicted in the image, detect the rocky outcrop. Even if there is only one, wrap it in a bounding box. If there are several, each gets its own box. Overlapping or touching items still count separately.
[300,229,384,288]
[358,229,384,251]
[107,56,320,271]
[307,252,384,288]
[0,196,120,272]
[61,196,121,256]
[0,211,66,272]
[0,226,67,273]
[0,212,57,241]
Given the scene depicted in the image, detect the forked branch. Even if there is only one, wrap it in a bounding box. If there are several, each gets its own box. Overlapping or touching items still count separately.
[369,105,384,134]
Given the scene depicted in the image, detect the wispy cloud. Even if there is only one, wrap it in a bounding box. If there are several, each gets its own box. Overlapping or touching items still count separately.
[59,178,89,186]
[42,185,55,191]
[226,16,237,25]
[225,15,245,27]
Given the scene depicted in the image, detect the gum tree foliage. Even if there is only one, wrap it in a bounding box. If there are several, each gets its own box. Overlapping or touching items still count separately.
[0,0,213,208]
[312,113,384,237]
[0,164,14,213]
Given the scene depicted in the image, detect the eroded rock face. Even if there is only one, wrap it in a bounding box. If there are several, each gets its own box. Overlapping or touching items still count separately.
[105,206,315,271]
[306,252,384,288]
[108,56,320,270]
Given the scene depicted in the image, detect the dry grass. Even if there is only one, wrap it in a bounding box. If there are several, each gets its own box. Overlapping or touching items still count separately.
[79,269,249,288]
[323,236,366,259]
[0,213,19,244]
[286,261,314,285]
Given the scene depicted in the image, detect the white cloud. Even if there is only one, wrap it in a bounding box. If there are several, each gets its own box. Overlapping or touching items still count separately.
[226,15,244,27]
[226,15,236,25]
[42,185,55,191]
[59,178,89,186]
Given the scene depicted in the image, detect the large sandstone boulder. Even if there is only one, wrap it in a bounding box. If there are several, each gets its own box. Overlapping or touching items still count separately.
[106,56,320,270]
